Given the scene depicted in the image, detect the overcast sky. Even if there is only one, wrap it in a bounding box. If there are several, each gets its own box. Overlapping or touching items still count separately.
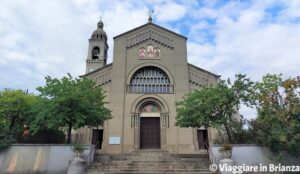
[1,0,300,119]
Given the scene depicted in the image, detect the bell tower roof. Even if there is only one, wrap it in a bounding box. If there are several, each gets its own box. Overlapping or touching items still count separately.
[97,19,104,29]
[91,18,107,39]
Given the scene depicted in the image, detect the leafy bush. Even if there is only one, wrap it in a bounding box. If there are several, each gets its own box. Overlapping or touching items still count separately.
[218,144,232,152]
[0,128,16,151]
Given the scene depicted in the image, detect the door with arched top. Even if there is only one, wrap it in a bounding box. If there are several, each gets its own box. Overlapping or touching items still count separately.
[140,104,161,149]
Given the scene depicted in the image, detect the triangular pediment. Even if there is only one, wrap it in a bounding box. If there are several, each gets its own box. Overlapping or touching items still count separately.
[113,23,186,49]
[126,28,174,49]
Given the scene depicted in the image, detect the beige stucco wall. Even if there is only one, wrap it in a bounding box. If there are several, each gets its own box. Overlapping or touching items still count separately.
[75,22,220,154]
[104,23,197,154]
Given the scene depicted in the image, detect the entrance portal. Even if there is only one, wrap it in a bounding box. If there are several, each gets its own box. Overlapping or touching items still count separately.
[92,129,103,149]
[140,117,160,149]
[197,130,208,149]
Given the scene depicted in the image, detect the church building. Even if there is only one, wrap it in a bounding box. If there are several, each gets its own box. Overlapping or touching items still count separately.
[77,17,220,154]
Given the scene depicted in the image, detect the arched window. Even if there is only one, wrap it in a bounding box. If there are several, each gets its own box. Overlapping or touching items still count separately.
[129,66,172,93]
[92,47,100,59]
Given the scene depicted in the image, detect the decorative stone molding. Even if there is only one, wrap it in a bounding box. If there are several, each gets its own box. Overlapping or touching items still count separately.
[131,113,169,129]
[131,113,140,128]
[86,59,105,68]
[87,65,112,86]
[127,29,173,49]
[189,72,209,86]
[161,113,169,128]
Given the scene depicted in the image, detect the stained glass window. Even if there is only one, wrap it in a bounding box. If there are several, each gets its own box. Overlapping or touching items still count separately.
[130,66,171,93]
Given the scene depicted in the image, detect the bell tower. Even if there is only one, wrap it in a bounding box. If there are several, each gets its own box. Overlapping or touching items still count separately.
[86,19,108,73]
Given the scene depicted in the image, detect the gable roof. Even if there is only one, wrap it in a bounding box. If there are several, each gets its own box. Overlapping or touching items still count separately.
[80,63,113,77]
[188,63,220,78]
[113,22,187,40]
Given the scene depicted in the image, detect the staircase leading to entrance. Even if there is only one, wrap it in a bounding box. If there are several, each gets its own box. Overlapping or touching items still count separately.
[85,150,219,174]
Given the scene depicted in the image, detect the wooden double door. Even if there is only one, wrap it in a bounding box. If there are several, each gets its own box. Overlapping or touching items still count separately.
[197,130,208,149]
[140,117,160,149]
[92,129,103,149]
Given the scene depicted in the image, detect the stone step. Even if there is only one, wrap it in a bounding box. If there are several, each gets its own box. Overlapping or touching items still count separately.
[92,163,211,168]
[87,165,214,173]
[86,151,217,174]
[90,161,210,166]
[86,168,218,174]
[88,167,211,171]
[89,165,210,170]
[87,166,211,170]
[86,172,218,174]
[96,161,210,165]
[130,149,170,153]
[96,159,210,163]
[93,159,210,164]
[95,155,210,161]
[87,171,215,173]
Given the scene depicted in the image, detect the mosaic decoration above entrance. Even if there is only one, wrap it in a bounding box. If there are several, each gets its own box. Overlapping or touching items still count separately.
[141,104,160,112]
[139,45,160,59]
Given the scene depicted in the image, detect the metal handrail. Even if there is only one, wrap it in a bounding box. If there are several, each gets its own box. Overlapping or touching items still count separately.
[197,142,210,159]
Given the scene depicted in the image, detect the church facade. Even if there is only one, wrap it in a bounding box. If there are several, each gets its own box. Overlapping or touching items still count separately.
[77,18,220,154]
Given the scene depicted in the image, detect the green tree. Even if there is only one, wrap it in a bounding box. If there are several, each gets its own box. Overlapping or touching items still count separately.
[0,126,16,150]
[0,90,37,135]
[251,74,300,157]
[0,116,12,150]
[0,89,37,149]
[35,74,111,144]
[176,74,255,143]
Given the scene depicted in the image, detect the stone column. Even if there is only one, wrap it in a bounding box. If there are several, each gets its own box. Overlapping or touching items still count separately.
[132,113,140,149]
[160,113,169,149]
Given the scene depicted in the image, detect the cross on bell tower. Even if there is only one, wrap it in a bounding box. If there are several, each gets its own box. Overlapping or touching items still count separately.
[148,9,154,23]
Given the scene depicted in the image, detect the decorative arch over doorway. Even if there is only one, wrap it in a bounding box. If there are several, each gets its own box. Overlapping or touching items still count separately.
[131,95,169,113]
[131,95,169,149]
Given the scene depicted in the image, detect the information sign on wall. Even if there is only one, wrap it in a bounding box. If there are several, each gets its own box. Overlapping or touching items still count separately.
[109,136,121,144]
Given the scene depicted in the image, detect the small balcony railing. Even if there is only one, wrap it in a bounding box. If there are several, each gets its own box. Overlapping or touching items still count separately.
[127,84,174,94]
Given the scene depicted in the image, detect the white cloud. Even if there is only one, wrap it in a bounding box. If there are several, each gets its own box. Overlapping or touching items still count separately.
[0,0,149,91]
[185,0,300,120]
[188,1,300,81]
[286,1,300,17]
[192,7,218,20]
[154,2,187,22]
[1,0,300,120]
